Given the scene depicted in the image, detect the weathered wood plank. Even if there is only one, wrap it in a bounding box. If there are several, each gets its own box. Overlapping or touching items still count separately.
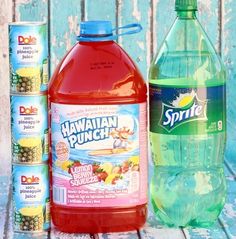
[152,0,176,55]
[15,0,48,22]
[98,231,139,238]
[141,226,185,239]
[0,176,10,239]
[183,226,228,239]
[0,0,12,176]
[197,0,220,52]
[225,147,236,178]
[51,227,139,238]
[51,228,95,239]
[153,0,219,53]
[85,0,116,25]
[117,0,152,78]
[218,177,236,239]
[222,0,236,168]
[224,160,236,182]
[50,0,81,73]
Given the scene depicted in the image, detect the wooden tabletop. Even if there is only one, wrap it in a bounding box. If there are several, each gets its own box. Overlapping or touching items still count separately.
[1,156,235,239]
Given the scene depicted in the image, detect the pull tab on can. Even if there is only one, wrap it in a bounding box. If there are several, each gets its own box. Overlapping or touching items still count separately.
[77,21,142,42]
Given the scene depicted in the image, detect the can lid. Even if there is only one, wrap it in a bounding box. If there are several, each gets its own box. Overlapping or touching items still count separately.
[175,0,198,11]
[12,162,49,166]
[10,91,48,96]
[8,21,47,26]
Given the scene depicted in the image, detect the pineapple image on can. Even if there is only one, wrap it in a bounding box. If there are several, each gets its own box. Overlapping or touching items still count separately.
[15,206,44,231]
[11,94,49,163]
[17,137,42,163]
[12,164,50,232]
[15,67,41,93]
[9,22,48,94]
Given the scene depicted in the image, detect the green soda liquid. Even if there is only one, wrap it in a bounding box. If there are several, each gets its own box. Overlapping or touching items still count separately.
[149,0,226,227]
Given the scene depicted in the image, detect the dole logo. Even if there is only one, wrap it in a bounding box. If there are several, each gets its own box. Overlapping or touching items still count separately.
[21,175,40,184]
[19,106,38,115]
[18,35,37,45]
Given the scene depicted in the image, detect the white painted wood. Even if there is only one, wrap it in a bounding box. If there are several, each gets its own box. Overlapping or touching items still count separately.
[51,228,93,239]
[142,226,185,239]
[98,231,139,238]
[0,0,12,176]
[0,177,10,239]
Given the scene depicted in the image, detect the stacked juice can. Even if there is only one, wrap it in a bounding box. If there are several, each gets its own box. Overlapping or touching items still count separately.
[9,22,50,233]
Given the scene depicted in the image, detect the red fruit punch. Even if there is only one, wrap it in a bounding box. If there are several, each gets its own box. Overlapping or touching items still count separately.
[49,21,148,233]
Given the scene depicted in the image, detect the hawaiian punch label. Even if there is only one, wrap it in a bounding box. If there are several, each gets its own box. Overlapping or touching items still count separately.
[51,103,147,207]
[149,85,226,134]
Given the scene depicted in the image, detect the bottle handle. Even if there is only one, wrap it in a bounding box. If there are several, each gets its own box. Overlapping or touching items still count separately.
[77,23,142,42]
[113,23,142,38]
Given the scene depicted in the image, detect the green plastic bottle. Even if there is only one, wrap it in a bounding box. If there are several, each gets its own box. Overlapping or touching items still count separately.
[149,0,226,227]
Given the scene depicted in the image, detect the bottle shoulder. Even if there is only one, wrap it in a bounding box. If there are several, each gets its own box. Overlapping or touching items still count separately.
[49,41,147,104]
[149,18,226,87]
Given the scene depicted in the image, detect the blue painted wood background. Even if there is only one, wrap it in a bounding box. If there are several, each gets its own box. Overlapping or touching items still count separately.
[0,0,236,172]
[0,0,236,238]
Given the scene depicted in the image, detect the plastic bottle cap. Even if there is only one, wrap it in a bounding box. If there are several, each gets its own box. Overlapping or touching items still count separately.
[80,21,113,36]
[175,0,198,11]
[78,21,142,42]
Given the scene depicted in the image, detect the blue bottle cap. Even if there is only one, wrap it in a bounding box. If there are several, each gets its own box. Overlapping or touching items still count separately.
[78,21,142,42]
[80,21,113,36]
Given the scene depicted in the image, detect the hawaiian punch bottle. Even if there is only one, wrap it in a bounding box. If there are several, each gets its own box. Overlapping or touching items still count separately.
[149,0,226,227]
[49,21,147,233]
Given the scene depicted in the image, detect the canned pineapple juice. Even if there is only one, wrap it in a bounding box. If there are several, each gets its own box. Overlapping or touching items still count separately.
[9,22,48,93]
[12,163,50,232]
[11,93,49,163]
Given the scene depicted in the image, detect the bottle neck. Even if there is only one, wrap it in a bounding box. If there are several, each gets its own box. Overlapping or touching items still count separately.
[177,10,197,19]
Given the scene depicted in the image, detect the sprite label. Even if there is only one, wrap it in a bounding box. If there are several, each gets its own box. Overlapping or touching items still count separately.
[149,84,226,135]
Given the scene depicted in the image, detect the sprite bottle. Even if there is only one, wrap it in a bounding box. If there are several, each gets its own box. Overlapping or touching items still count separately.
[149,0,226,227]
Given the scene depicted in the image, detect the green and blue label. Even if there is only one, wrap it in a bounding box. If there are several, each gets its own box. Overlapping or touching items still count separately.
[149,85,226,135]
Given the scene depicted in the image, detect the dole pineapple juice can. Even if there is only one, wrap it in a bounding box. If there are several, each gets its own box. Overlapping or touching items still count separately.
[12,163,50,232]
[9,22,48,93]
[10,93,49,163]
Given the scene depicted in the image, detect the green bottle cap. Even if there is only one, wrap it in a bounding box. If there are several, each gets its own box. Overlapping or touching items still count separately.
[175,0,198,11]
